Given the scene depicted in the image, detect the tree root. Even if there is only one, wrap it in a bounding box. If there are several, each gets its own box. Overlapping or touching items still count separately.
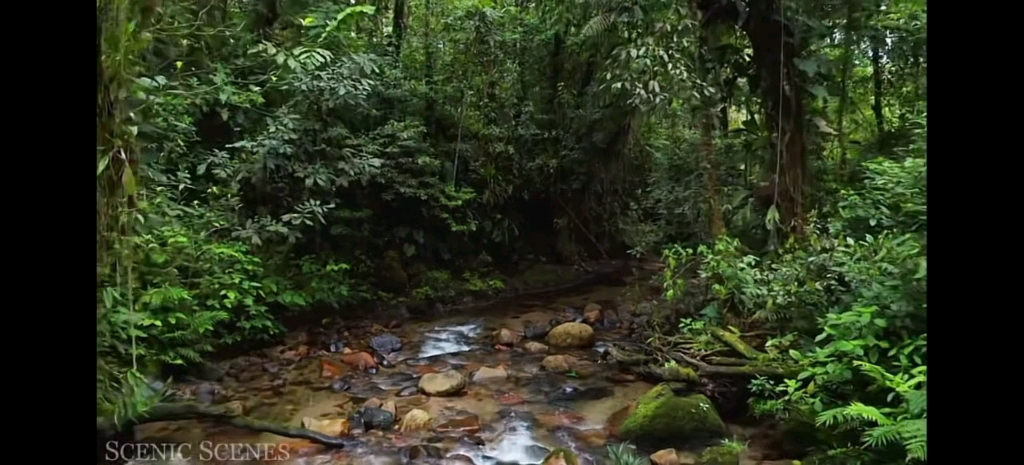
[671,351,799,379]
[97,402,351,449]
[609,343,798,381]
[708,326,767,359]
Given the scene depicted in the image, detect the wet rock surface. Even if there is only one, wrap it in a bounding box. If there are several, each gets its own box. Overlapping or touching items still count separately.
[131,269,789,465]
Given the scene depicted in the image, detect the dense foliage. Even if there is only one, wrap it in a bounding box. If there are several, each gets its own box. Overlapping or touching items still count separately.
[97,0,926,463]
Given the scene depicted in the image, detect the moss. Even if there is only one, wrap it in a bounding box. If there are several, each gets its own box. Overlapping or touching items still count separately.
[700,442,746,465]
[657,364,700,383]
[618,384,726,450]
[543,447,579,465]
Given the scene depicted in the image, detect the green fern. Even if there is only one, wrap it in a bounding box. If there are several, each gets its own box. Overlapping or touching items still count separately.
[581,13,615,39]
[817,397,926,463]
[607,442,650,465]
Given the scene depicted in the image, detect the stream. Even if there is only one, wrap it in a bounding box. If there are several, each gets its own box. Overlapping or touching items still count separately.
[128,270,778,465]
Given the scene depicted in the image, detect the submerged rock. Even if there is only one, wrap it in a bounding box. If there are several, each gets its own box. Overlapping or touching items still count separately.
[547,323,595,348]
[400,409,432,432]
[419,370,468,396]
[342,351,378,371]
[524,323,552,340]
[495,328,520,346]
[399,444,444,461]
[353,406,396,431]
[472,366,509,382]
[301,417,350,437]
[523,341,549,353]
[618,384,726,450]
[371,333,403,354]
[542,355,576,373]
[330,378,351,392]
[583,303,602,325]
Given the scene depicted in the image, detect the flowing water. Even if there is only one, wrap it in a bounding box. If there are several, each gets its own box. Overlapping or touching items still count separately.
[125,273,777,465]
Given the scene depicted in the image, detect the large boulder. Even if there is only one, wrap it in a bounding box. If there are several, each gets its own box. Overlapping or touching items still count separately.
[546,322,595,348]
[618,383,726,450]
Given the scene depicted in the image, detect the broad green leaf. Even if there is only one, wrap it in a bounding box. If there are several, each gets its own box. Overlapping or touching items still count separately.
[122,165,138,196]
[97,155,110,177]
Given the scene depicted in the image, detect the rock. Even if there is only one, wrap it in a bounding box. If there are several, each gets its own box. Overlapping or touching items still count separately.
[523,341,549,353]
[300,417,350,437]
[382,401,397,417]
[395,394,430,407]
[188,362,225,382]
[398,386,419,397]
[618,384,726,450]
[605,402,637,437]
[400,444,444,461]
[547,384,611,403]
[651,449,680,465]
[499,392,526,405]
[677,451,699,465]
[342,352,378,371]
[607,372,638,383]
[542,448,579,465]
[699,443,745,465]
[370,333,403,354]
[419,370,468,396]
[436,415,482,434]
[542,355,576,373]
[526,445,552,461]
[472,366,508,382]
[222,401,246,416]
[583,303,602,325]
[576,429,607,447]
[363,397,383,409]
[322,358,345,378]
[546,322,596,348]
[356,406,396,431]
[524,323,551,340]
[495,328,520,346]
[458,435,485,447]
[372,350,394,368]
[444,454,478,465]
[262,363,280,374]
[400,409,432,432]
[194,383,217,405]
[330,378,351,392]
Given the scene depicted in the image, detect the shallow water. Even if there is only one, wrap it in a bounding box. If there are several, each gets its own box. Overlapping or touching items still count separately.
[126,279,776,465]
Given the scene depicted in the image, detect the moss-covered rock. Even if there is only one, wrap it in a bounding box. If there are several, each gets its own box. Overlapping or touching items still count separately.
[542,447,579,465]
[618,384,726,450]
[699,442,745,465]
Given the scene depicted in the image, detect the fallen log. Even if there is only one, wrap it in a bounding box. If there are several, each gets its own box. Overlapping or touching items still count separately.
[708,326,767,359]
[97,402,351,449]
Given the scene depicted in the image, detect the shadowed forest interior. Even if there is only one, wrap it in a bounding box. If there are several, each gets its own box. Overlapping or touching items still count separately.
[97,0,926,464]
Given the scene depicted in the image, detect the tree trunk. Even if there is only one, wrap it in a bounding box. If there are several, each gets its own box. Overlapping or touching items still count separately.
[697,0,810,235]
[391,0,406,58]
[701,110,726,238]
[424,0,436,139]
[836,0,858,176]
[871,37,885,147]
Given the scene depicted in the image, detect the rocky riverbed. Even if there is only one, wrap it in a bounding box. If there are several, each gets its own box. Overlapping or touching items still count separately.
[129,275,798,465]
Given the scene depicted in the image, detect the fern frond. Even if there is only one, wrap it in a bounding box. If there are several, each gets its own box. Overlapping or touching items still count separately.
[818,402,893,428]
[906,390,927,416]
[581,13,615,39]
